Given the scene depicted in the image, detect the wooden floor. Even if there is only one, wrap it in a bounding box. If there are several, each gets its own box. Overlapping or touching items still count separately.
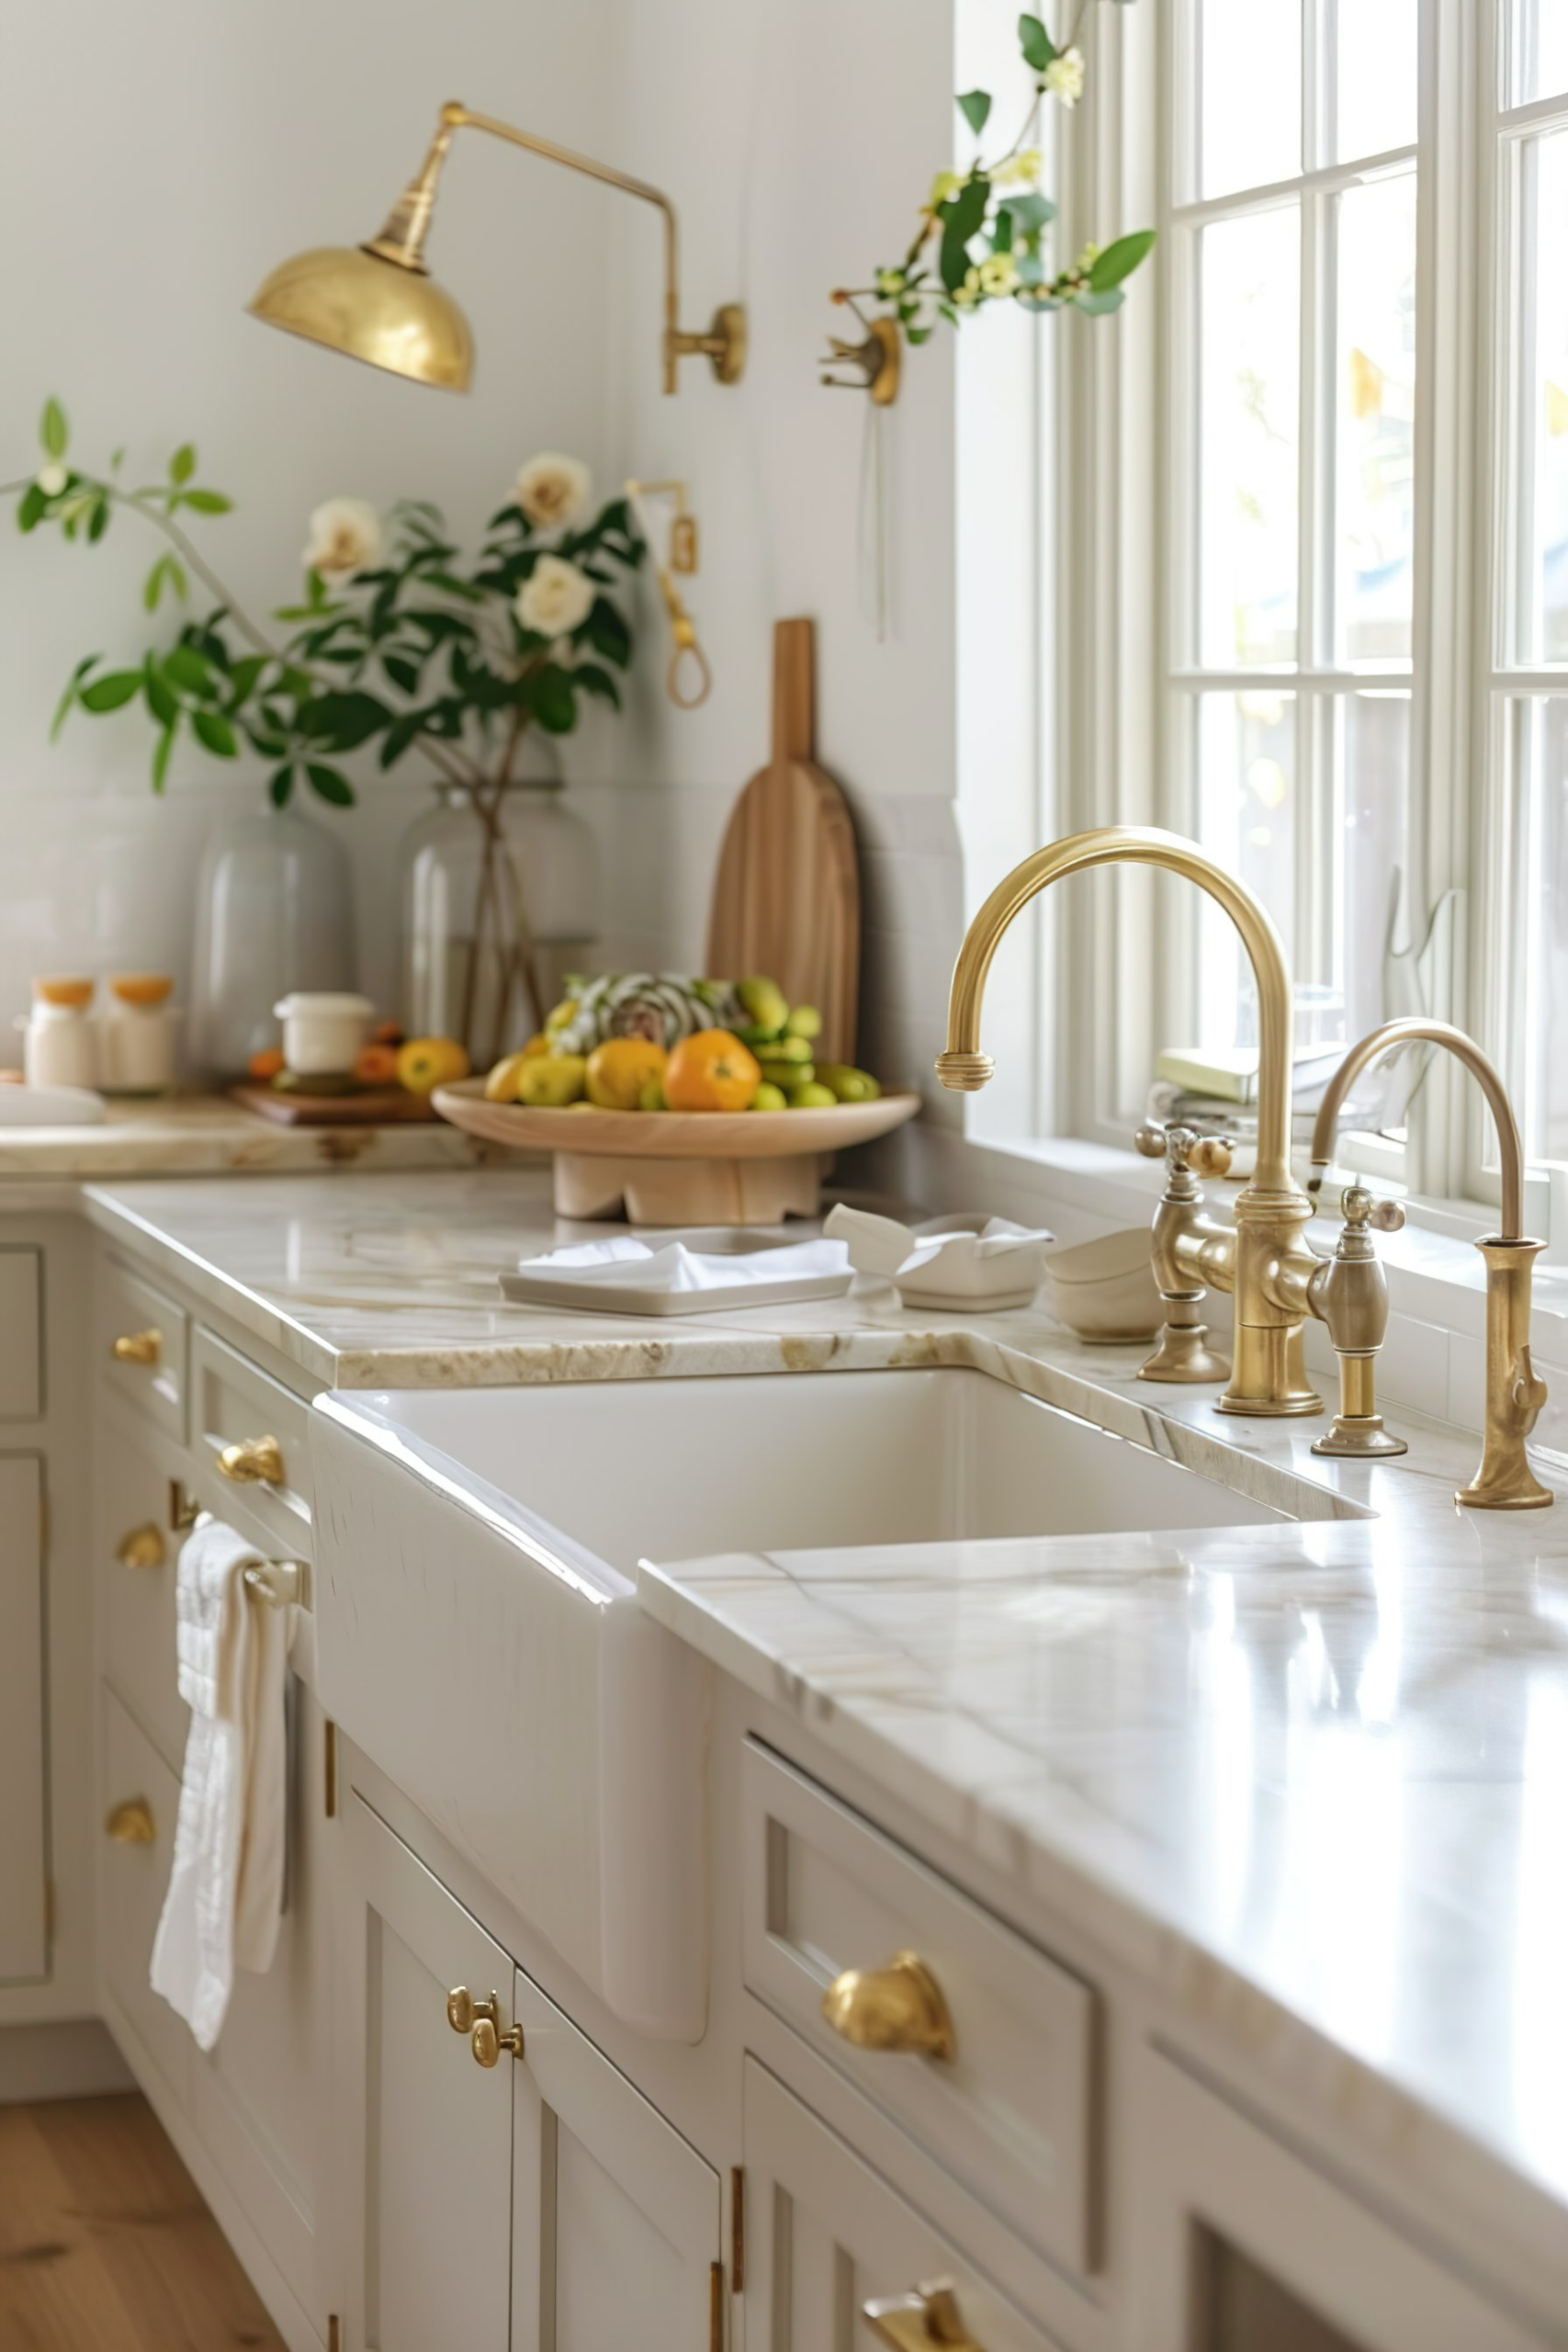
[0,2092,285,2351]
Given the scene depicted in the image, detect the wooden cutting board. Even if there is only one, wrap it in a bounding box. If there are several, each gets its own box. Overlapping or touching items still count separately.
[230,1084,436,1126]
[705,618,861,1063]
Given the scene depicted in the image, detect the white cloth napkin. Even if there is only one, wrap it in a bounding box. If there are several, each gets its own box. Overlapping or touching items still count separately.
[150,1516,294,2052]
[897,1216,1055,1273]
[516,1236,850,1293]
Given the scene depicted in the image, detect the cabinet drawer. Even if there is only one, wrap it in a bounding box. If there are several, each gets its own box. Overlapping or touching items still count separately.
[745,2057,1066,2350]
[743,1739,1098,2280]
[0,1248,42,1420]
[100,1686,189,2106]
[98,1424,187,1776]
[96,1258,187,1442]
[191,1329,311,1557]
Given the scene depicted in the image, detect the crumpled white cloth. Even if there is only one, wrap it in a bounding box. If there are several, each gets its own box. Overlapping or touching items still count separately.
[896,1216,1055,1274]
[516,1235,850,1293]
[150,1515,294,2052]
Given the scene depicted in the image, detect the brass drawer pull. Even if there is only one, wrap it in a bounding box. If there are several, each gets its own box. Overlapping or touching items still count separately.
[865,2282,984,2348]
[106,1797,156,1845]
[822,1951,955,2062]
[446,1986,523,2065]
[112,1328,162,1367]
[218,1434,285,1486]
[115,1522,166,1572]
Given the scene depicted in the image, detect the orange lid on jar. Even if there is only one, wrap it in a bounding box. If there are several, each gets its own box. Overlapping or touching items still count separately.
[33,976,94,1010]
[107,973,175,1008]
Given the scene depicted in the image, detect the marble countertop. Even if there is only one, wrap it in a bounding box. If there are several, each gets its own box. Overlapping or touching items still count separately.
[0,1093,487,1181]
[78,1165,1568,2259]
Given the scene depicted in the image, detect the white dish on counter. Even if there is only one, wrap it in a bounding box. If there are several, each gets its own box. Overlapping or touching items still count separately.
[500,1229,852,1317]
[825,1204,1054,1310]
[1041,1227,1163,1340]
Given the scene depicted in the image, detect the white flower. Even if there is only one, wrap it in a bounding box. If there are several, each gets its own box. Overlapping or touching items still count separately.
[953,268,982,309]
[978,252,1021,297]
[875,266,907,298]
[928,168,964,209]
[514,451,592,532]
[1043,47,1086,106]
[515,554,595,638]
[36,462,68,498]
[993,147,1043,187]
[302,496,384,578]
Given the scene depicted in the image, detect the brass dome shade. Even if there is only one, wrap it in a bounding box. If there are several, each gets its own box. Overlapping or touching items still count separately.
[247,243,475,391]
[247,99,744,397]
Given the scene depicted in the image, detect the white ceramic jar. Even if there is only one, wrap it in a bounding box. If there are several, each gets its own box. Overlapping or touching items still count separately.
[20,978,100,1091]
[99,974,178,1096]
[274,991,375,1077]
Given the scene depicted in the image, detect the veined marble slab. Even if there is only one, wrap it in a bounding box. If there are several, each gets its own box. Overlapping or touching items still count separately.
[0,1093,488,1179]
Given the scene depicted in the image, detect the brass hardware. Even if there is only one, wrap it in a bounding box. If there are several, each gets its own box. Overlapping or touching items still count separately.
[111,1328,161,1367]
[710,2261,724,2351]
[471,2016,525,2066]
[1312,1020,1552,1509]
[1309,1188,1409,1459]
[250,97,746,397]
[169,1479,200,1533]
[730,2165,745,2295]
[242,1557,307,1609]
[106,1796,155,1845]
[115,1521,166,1572]
[446,1985,497,2036]
[1131,1123,1236,1381]
[940,829,1326,1418]
[821,294,902,405]
[626,479,713,708]
[865,2280,985,2348]
[217,1434,285,1486]
[821,1951,955,2061]
[323,1717,338,1820]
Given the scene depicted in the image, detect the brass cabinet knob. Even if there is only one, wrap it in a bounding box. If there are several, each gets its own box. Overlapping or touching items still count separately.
[115,1522,166,1572]
[105,1797,156,1845]
[471,2017,525,2068]
[864,2281,984,2348]
[446,1985,497,2036]
[111,1328,162,1367]
[821,1951,955,2062]
[217,1434,285,1486]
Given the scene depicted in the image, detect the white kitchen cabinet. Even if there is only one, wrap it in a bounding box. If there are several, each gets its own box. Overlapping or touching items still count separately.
[0,1453,46,1982]
[335,1792,523,2350]
[743,2055,1067,2352]
[511,1965,720,2349]
[1134,2051,1548,2352]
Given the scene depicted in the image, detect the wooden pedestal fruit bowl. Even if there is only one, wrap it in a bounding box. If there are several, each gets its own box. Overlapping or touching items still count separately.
[432,1079,920,1225]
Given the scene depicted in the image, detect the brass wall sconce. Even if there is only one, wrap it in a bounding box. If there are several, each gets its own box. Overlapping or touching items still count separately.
[820,291,901,406]
[249,99,746,397]
[626,479,712,708]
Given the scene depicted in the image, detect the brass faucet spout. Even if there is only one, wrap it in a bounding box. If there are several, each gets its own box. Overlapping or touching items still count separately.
[938,826,1299,1194]
[1309,1018,1525,1237]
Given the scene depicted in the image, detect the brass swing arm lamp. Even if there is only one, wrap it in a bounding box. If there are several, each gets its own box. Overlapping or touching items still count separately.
[249,99,746,397]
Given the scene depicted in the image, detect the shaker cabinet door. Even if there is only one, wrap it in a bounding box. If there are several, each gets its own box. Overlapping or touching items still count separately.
[742,2056,1066,2352]
[511,1965,720,2351]
[0,1455,46,1982]
[334,1796,516,2352]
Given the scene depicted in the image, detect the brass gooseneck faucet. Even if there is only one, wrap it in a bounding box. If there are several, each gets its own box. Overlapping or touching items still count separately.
[1310,1020,1551,1510]
[938,829,1552,1510]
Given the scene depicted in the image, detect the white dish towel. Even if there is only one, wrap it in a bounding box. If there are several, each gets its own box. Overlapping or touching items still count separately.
[150,1515,294,2051]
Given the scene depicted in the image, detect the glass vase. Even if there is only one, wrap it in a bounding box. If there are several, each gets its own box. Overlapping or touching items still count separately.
[400,754,601,1065]
[189,801,356,1078]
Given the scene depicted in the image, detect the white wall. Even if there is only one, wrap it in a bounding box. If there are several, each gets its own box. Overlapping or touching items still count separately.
[0,0,624,1040]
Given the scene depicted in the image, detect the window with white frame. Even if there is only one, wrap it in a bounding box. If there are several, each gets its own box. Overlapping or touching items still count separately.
[1054,0,1568,1215]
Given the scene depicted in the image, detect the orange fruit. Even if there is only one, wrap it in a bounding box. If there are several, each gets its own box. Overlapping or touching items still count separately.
[397,1036,470,1095]
[586,1035,667,1110]
[372,1018,404,1046]
[248,1046,286,1081]
[664,1028,761,1113]
[355,1042,400,1085]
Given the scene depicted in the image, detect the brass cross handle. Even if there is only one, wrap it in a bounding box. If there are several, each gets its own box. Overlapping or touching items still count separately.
[115,1522,166,1572]
[864,2282,985,2348]
[218,1435,286,1486]
[106,1797,156,1845]
[112,1328,162,1366]
[1134,1120,1234,1179]
[820,1951,955,2062]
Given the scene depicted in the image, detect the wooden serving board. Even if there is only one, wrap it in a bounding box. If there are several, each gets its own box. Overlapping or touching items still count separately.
[705,618,861,1063]
[231,1084,437,1127]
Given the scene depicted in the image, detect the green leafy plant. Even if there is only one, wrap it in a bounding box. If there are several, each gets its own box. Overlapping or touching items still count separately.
[845,6,1156,348]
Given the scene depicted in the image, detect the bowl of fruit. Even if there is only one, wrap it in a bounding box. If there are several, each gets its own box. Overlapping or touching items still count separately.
[432,971,919,1224]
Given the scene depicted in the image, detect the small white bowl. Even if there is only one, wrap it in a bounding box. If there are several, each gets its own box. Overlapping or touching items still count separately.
[273,991,375,1077]
[1041,1228,1162,1340]
[825,1204,1053,1312]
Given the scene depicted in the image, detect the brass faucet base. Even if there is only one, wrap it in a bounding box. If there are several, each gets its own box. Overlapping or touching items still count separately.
[1313,1416,1408,1459]
[1456,1477,1551,1510]
[1215,1391,1324,1418]
[1139,1304,1229,1385]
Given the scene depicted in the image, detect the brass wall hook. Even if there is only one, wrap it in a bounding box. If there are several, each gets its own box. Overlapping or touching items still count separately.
[626,478,713,708]
[820,293,901,406]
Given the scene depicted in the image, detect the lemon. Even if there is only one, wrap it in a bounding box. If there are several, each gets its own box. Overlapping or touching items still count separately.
[515,1054,588,1106]
[586,1035,668,1110]
[483,1050,535,1102]
[398,1036,470,1095]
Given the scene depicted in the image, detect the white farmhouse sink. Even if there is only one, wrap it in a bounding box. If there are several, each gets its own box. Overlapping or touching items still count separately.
[310,1367,1348,2041]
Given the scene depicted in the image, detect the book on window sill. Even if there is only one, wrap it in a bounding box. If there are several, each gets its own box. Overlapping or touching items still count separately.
[1154,1042,1349,1106]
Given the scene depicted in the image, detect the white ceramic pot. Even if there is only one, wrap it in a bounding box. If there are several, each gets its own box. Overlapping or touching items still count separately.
[274,991,375,1077]
[99,974,178,1096]
[19,978,100,1091]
